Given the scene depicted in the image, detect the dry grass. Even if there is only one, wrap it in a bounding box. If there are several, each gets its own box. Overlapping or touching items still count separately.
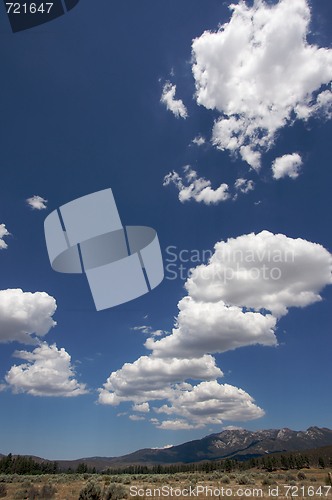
[0,468,331,500]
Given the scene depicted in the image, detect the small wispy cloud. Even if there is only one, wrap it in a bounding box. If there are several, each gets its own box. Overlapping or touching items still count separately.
[161,82,188,119]
[0,224,10,250]
[164,166,229,205]
[151,444,173,450]
[132,325,152,334]
[132,326,166,337]
[222,426,244,431]
[233,178,255,199]
[26,195,48,210]
[234,178,255,194]
[191,136,205,146]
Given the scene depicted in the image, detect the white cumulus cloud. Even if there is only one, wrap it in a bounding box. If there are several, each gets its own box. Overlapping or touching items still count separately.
[98,355,223,406]
[161,82,188,119]
[185,231,332,318]
[164,166,229,204]
[272,153,303,179]
[99,231,332,429]
[0,289,57,344]
[0,224,10,249]
[26,195,48,210]
[191,0,332,169]
[148,231,332,358]
[5,343,88,397]
[153,381,265,426]
[132,402,150,413]
[146,297,277,359]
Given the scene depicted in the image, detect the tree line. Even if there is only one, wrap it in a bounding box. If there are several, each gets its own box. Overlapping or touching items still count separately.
[0,454,59,475]
[0,452,331,476]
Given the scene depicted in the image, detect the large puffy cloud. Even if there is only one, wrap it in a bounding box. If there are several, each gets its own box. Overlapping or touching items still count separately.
[5,343,88,397]
[191,0,332,169]
[98,355,223,405]
[99,231,332,429]
[146,297,277,359]
[161,82,188,119]
[148,231,332,359]
[99,357,264,428]
[164,166,229,204]
[153,381,265,427]
[0,224,10,249]
[0,289,57,344]
[272,153,303,179]
[185,231,332,317]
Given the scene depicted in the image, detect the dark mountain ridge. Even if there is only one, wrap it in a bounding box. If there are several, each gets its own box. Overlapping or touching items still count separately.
[93,426,332,468]
[2,426,332,471]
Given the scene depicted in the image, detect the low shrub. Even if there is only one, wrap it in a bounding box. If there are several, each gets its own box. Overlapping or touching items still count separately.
[297,471,307,480]
[40,484,57,499]
[103,484,128,500]
[0,483,7,498]
[220,476,230,484]
[236,475,254,485]
[78,480,102,500]
[110,477,122,484]
[28,486,39,499]
[275,473,285,480]
[285,473,296,482]
[183,483,195,493]
[310,475,317,482]
[13,489,28,500]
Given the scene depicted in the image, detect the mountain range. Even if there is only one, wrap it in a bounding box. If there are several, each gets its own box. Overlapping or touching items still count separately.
[35,426,332,471]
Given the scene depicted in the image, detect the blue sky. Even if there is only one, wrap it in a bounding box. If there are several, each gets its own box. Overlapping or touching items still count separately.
[1,0,332,460]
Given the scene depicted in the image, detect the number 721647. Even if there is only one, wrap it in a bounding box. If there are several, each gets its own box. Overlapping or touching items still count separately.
[6,3,53,14]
